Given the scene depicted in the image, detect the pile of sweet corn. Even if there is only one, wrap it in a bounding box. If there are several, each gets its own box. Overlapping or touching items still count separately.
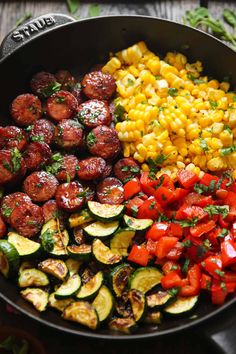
[102,42,236,179]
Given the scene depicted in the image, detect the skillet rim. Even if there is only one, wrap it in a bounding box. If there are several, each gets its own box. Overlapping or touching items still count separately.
[0,14,236,339]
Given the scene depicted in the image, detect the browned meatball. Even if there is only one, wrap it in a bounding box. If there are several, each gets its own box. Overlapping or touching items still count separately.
[114,158,140,183]
[46,90,78,121]
[55,181,85,212]
[54,119,84,150]
[77,100,111,128]
[23,142,52,171]
[77,157,106,181]
[11,94,42,126]
[23,171,59,202]
[97,177,124,205]
[30,71,60,98]
[29,119,55,145]
[82,71,116,100]
[0,126,27,151]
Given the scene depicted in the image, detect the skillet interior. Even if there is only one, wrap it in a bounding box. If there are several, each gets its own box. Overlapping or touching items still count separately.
[0,15,236,339]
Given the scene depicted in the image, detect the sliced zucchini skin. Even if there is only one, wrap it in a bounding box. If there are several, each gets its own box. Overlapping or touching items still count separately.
[21,288,49,312]
[48,293,73,312]
[40,219,69,257]
[62,301,99,330]
[76,271,103,300]
[110,229,135,257]
[69,209,93,228]
[128,289,146,322]
[92,286,114,322]
[18,268,49,287]
[147,291,174,309]
[164,296,199,316]
[67,244,92,261]
[65,259,81,275]
[0,240,20,278]
[129,267,163,294]
[83,221,119,239]
[38,258,68,281]
[55,274,82,299]
[123,215,153,231]
[108,318,137,334]
[8,232,41,257]
[88,201,125,222]
[110,263,134,297]
[92,239,122,265]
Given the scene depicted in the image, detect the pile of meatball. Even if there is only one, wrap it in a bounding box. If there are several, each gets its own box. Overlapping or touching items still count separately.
[0,69,140,239]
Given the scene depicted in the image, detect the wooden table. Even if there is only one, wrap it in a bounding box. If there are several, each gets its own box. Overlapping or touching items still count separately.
[0,1,236,353]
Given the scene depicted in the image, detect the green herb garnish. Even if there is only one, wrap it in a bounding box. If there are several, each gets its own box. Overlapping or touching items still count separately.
[67,0,80,14]
[204,205,229,219]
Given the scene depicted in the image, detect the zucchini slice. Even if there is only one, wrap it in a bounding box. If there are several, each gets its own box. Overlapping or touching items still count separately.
[18,268,49,287]
[67,244,92,261]
[0,240,20,278]
[48,293,73,312]
[8,232,41,257]
[110,229,135,256]
[164,296,199,315]
[110,263,134,297]
[38,258,68,281]
[40,219,69,256]
[62,301,99,330]
[92,286,114,322]
[130,267,163,294]
[83,221,119,239]
[92,239,122,265]
[123,215,153,231]
[147,290,173,309]
[65,258,81,275]
[55,274,81,299]
[144,311,162,325]
[19,261,35,274]
[108,318,137,334]
[88,201,125,222]
[115,294,132,318]
[21,288,48,312]
[76,271,103,300]
[69,209,93,228]
[128,289,146,322]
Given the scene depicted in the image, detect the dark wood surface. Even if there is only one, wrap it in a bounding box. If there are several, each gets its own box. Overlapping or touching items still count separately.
[0,1,236,353]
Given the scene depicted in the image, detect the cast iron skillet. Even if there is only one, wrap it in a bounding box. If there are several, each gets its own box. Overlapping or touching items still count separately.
[0,14,236,340]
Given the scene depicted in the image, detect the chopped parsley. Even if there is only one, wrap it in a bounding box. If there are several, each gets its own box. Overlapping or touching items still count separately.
[168,88,178,97]
[220,145,236,156]
[40,230,55,253]
[224,125,232,134]
[45,152,63,175]
[182,259,190,274]
[221,282,227,292]
[187,74,205,84]
[147,154,168,176]
[204,205,229,219]
[40,82,61,98]
[56,96,66,104]
[167,287,179,297]
[218,228,228,238]
[131,205,138,217]
[86,132,96,147]
[114,104,125,123]
[1,204,12,218]
[182,240,192,248]
[11,148,22,173]
[209,100,218,109]
[200,138,209,152]
[127,78,135,86]
[179,217,198,228]
[214,269,225,277]
[31,135,45,142]
[149,201,156,210]
[158,214,170,222]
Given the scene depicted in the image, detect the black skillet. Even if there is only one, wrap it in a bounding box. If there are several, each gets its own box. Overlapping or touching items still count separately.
[0,14,236,342]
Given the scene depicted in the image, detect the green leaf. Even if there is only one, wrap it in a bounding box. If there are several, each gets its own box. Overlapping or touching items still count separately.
[223,9,236,28]
[86,132,96,147]
[182,259,190,274]
[88,4,101,17]
[1,204,12,218]
[67,0,80,14]
[220,145,236,156]
[147,154,168,173]
[204,205,229,219]
[218,228,229,238]
[40,82,61,98]
[15,13,32,27]
[11,148,22,173]
[168,88,178,97]
[40,229,55,253]
[179,217,198,228]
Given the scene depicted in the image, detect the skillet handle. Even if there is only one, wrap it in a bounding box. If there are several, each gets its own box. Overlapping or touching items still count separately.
[0,13,76,58]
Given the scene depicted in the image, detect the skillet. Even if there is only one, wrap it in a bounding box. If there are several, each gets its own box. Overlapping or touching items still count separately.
[0,14,236,340]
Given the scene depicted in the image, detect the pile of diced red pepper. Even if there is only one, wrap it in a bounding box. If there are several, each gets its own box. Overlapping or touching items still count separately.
[124,169,236,305]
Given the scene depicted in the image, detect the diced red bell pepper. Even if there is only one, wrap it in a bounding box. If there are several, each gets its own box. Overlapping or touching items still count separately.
[145,222,169,241]
[222,271,236,283]
[125,197,144,216]
[201,273,212,290]
[190,220,216,238]
[169,188,189,204]
[177,169,200,189]
[231,222,236,239]
[124,178,141,200]
[226,206,236,222]
[221,238,236,267]
[156,236,178,259]
[127,244,149,266]
[166,242,184,260]
[200,173,219,186]
[169,223,183,238]
[161,271,183,289]
[137,196,162,220]
[176,205,207,221]
[154,186,173,206]
[162,260,181,275]
[218,214,230,229]
[211,280,236,305]
[225,191,236,207]
[184,193,214,208]
[204,255,223,279]
[179,264,201,296]
[146,238,158,256]
[216,189,228,200]
[161,174,175,191]
[140,172,158,196]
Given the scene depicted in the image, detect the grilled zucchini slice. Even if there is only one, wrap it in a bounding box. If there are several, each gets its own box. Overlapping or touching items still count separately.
[0,240,20,278]
[110,229,135,256]
[164,296,199,315]
[144,311,162,325]
[147,290,173,309]
[55,274,81,299]
[123,215,153,230]
[38,258,68,281]
[130,267,163,294]
[110,263,134,297]
[108,318,137,334]
[128,289,146,322]
[69,209,93,228]
[65,258,81,275]
[48,293,73,312]
[88,201,124,222]
[83,221,119,239]
[40,219,69,256]
[92,239,122,265]
[76,271,103,300]
[8,232,41,257]
[62,301,99,330]
[18,268,49,287]
[67,244,92,261]
[21,288,48,312]
[92,286,114,322]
